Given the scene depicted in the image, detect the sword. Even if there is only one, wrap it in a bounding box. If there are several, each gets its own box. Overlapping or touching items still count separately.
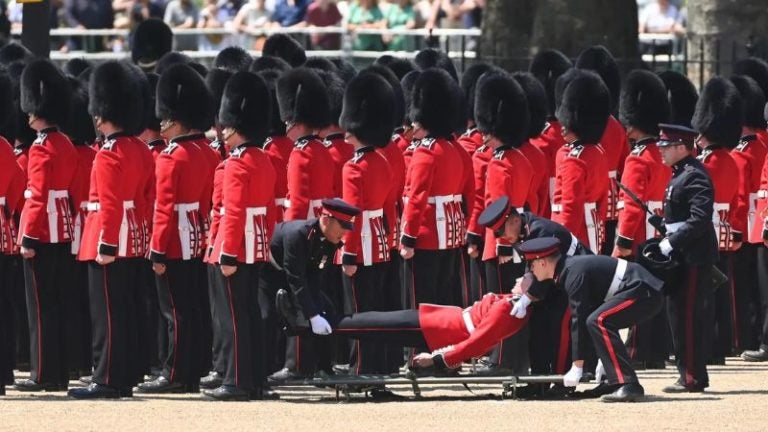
[614,180,666,236]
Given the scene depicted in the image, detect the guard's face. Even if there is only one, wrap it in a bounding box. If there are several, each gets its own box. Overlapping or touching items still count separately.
[659,144,687,166]
[321,216,348,244]
[500,215,522,243]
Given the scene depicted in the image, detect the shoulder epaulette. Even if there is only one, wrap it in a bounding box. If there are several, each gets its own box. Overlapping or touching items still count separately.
[631,144,647,156]
[568,144,585,158]
[420,137,436,149]
[322,138,333,148]
[697,148,712,162]
[33,133,46,145]
[406,139,420,152]
[101,139,117,151]
[475,144,488,154]
[390,133,400,142]
[542,122,551,133]
[736,139,750,152]
[162,142,179,155]
[13,147,23,156]
[351,151,365,164]
[210,140,223,150]
[295,138,310,150]
[263,137,273,148]
[230,146,246,158]
[493,148,505,160]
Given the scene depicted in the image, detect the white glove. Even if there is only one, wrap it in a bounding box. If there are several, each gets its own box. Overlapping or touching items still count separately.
[595,359,606,383]
[510,294,531,319]
[309,315,333,335]
[563,364,583,387]
[659,238,673,256]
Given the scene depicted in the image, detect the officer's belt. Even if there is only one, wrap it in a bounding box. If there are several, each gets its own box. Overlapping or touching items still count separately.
[604,258,629,301]
[665,222,685,233]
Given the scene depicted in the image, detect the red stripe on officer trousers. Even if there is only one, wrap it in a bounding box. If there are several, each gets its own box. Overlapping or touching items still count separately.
[556,307,572,374]
[225,278,240,386]
[597,299,636,385]
[685,268,698,386]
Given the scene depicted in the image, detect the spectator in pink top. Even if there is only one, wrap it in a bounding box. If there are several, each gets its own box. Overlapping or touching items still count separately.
[298,0,343,49]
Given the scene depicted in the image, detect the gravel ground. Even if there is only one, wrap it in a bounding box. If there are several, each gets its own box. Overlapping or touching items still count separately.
[3,357,768,432]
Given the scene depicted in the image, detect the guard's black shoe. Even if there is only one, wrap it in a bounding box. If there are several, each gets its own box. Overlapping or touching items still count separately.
[185,383,200,393]
[662,382,706,393]
[601,382,645,402]
[79,375,92,385]
[741,348,768,362]
[575,382,621,399]
[332,364,350,375]
[200,371,223,389]
[136,376,186,394]
[68,383,120,399]
[118,387,133,398]
[0,384,5,396]
[644,361,667,370]
[250,387,281,400]
[369,387,406,401]
[513,384,545,399]
[474,363,514,377]
[14,379,65,392]
[707,357,725,366]
[267,368,307,383]
[203,385,250,401]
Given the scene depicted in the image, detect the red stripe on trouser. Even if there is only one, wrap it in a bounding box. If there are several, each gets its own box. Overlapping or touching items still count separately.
[103,266,113,385]
[556,307,572,374]
[685,268,698,386]
[295,336,301,370]
[597,299,636,385]
[728,259,739,349]
[166,275,179,382]
[225,277,240,386]
[30,260,44,382]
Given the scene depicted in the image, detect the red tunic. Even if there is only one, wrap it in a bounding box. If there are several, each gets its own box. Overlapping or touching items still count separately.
[263,136,292,221]
[205,160,226,264]
[13,146,29,214]
[451,138,476,247]
[19,128,78,248]
[753,134,768,242]
[419,293,529,367]
[149,134,211,262]
[0,138,24,254]
[482,145,534,260]
[465,145,493,246]
[341,146,394,266]
[457,128,484,154]
[284,135,336,221]
[600,116,631,221]
[698,146,742,250]
[615,139,671,251]
[148,138,167,161]
[551,142,609,253]
[400,137,466,250]
[323,132,354,199]
[378,138,406,249]
[211,143,277,265]
[133,136,156,256]
[194,135,219,238]
[70,144,97,255]
[732,135,767,243]
[530,121,567,219]
[518,140,548,216]
[79,133,146,260]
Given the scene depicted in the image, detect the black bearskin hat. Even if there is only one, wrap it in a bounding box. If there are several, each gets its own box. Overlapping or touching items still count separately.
[692,77,744,147]
[262,34,306,67]
[512,72,548,139]
[20,59,71,125]
[340,73,396,148]
[658,70,698,127]
[131,19,173,71]
[219,71,271,143]
[730,74,767,129]
[213,46,253,72]
[575,45,620,110]
[555,69,611,143]
[276,67,330,128]
[414,48,458,82]
[156,63,214,131]
[88,60,144,133]
[619,69,670,135]
[529,49,572,118]
[409,68,461,137]
[475,71,530,147]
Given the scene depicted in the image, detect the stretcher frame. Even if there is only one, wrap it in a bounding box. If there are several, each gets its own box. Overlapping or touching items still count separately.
[272,372,564,401]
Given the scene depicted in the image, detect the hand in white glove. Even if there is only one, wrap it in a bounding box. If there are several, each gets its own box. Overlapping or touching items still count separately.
[595,359,606,383]
[563,364,583,387]
[510,294,531,319]
[309,315,333,335]
[659,238,673,257]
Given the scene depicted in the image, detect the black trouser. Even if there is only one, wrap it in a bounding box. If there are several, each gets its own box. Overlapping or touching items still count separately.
[64,259,92,373]
[0,254,15,384]
[137,263,161,375]
[529,287,572,375]
[455,248,471,307]
[602,219,618,256]
[343,262,390,375]
[403,249,459,308]
[192,259,212,380]
[23,242,72,385]
[755,246,768,349]
[588,288,663,385]
[257,266,282,375]
[9,255,28,368]
[208,263,225,375]
[467,245,487,306]
[483,258,529,373]
[625,301,671,364]
[666,263,713,388]
[89,259,139,388]
[732,243,760,351]
[212,263,264,390]
[332,309,428,351]
[384,253,407,372]
[712,253,735,359]
[156,259,200,385]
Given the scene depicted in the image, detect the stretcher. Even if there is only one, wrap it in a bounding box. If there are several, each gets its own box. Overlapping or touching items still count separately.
[272,371,564,401]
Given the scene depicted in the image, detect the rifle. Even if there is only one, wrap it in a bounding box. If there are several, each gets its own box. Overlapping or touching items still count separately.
[615,180,666,235]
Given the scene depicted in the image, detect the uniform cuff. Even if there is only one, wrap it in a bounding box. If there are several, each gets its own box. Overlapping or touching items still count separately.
[219,253,238,266]
[341,252,357,265]
[615,234,634,250]
[20,235,40,249]
[400,233,417,248]
[149,250,166,263]
[497,244,515,257]
[98,242,117,257]
[466,232,482,246]
[732,231,743,243]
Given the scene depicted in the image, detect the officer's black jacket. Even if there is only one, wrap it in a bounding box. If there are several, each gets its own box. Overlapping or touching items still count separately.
[269,219,339,317]
[531,255,663,361]
[663,155,718,265]
[519,212,592,256]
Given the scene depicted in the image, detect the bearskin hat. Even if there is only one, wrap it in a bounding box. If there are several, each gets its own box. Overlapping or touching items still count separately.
[316,70,345,127]
[0,42,33,66]
[250,55,292,74]
[401,70,420,124]
[657,70,698,127]
[575,45,620,110]
[21,59,71,125]
[64,77,96,145]
[88,60,144,133]
[619,69,670,135]
[361,64,406,127]
[734,57,768,102]
[154,51,193,76]
[213,46,252,72]
[512,72,548,139]
[262,34,306,67]
[555,69,611,143]
[258,68,286,136]
[730,75,767,129]
[529,49,572,117]
[206,68,234,125]
[461,62,496,123]
[131,19,173,71]
[414,48,458,82]
[340,73,396,148]
[409,68,461,137]
[276,67,330,128]
[374,55,416,81]
[144,72,162,132]
[8,61,32,145]
[475,72,530,147]
[0,67,15,141]
[692,77,743,147]
[303,57,338,73]
[63,58,92,78]
[219,71,271,143]
[332,59,358,84]
[156,63,214,131]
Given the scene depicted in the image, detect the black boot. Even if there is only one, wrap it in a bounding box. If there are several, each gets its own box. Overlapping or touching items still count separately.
[14,379,66,392]
[68,383,120,400]
[601,382,645,402]
[202,385,250,401]
[741,347,768,362]
[200,371,223,389]
[136,376,186,394]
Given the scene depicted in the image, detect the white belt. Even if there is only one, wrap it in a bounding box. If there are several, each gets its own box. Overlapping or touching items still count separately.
[361,208,384,266]
[712,202,730,225]
[608,170,617,179]
[175,201,201,260]
[551,203,562,213]
[665,222,685,233]
[47,190,70,243]
[462,308,475,334]
[430,194,463,250]
[219,207,225,216]
[275,198,286,207]
[0,196,5,206]
[645,201,663,240]
[118,201,137,257]
[605,258,628,301]
[758,190,768,199]
[549,177,556,203]
[23,189,31,199]
[567,233,579,256]
[86,200,135,211]
[244,206,268,264]
[584,202,599,253]
[748,192,758,236]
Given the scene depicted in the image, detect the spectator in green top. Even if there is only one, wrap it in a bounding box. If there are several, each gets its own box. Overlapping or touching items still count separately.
[383,0,417,51]
[346,0,385,51]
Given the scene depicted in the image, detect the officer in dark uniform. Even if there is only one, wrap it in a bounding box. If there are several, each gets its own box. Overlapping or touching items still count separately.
[655,123,718,392]
[515,237,665,403]
[266,199,361,382]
